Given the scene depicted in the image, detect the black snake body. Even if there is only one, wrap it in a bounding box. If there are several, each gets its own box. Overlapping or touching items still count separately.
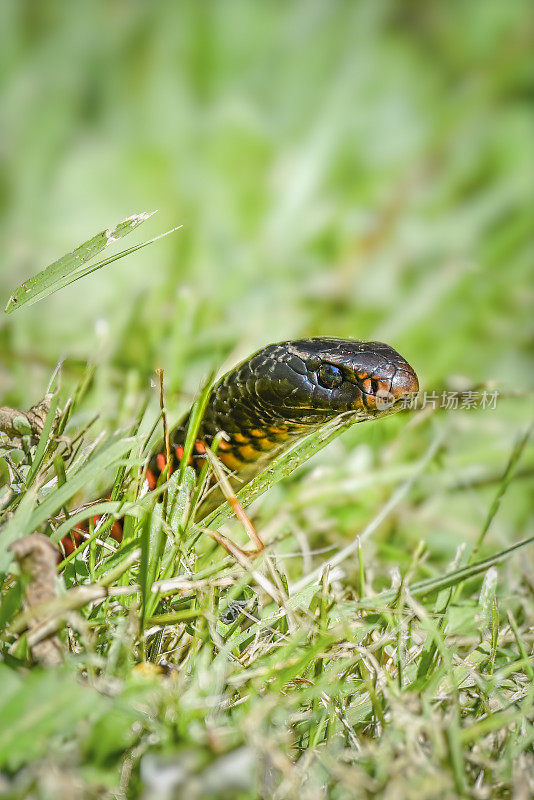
[146,338,419,517]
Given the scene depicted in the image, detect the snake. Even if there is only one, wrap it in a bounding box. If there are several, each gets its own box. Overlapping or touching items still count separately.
[144,337,419,518]
[60,337,418,555]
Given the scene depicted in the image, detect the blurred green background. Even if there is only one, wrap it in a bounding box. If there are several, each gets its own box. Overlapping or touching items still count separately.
[0,0,532,560]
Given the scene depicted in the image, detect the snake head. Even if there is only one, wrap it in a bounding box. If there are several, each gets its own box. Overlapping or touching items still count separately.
[242,337,419,425]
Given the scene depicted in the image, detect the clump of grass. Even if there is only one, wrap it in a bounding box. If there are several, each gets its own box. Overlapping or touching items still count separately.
[0,363,532,800]
[1,1,532,795]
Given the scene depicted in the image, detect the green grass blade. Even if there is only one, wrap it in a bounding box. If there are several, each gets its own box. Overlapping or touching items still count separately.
[356,535,534,610]
[177,372,215,488]
[472,426,531,559]
[0,488,38,576]
[5,212,155,312]
[203,414,355,529]
[25,393,60,487]
[43,224,183,301]
[5,212,181,313]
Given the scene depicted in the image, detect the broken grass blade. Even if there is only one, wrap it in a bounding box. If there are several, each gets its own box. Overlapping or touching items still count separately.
[43,224,183,301]
[5,211,159,313]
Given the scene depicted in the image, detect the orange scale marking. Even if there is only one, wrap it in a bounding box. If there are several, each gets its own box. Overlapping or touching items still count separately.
[219,451,243,472]
[257,437,277,451]
[238,444,260,461]
[146,468,157,490]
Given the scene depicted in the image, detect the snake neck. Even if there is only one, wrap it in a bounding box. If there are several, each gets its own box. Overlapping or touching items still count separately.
[146,389,313,513]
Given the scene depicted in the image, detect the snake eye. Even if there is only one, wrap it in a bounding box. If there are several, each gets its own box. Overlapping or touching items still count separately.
[317,363,343,390]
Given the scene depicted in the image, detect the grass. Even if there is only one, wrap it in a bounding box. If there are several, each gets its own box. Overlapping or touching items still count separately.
[0,359,532,798]
[0,1,533,797]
